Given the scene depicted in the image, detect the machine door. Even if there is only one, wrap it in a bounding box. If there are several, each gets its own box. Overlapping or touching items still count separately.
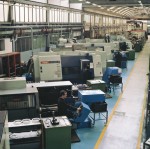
[39,55,62,81]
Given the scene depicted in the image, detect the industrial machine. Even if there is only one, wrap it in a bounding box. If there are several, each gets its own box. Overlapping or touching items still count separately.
[32,51,103,84]
[34,54,62,82]
[3,79,73,149]
[0,77,39,121]
[27,81,72,109]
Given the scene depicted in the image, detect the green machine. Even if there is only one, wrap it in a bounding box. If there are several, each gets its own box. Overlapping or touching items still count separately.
[86,79,106,92]
[126,50,135,60]
[134,41,142,52]
[43,116,71,149]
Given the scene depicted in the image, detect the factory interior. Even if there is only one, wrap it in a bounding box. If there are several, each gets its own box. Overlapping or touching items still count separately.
[1,0,150,149]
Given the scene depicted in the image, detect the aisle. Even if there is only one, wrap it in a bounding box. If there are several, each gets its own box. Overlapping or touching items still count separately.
[94,39,150,149]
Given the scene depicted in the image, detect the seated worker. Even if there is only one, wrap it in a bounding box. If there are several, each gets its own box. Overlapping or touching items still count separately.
[58,90,82,119]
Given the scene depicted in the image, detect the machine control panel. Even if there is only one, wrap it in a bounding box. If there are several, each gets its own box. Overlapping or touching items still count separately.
[39,55,62,81]
[43,116,71,129]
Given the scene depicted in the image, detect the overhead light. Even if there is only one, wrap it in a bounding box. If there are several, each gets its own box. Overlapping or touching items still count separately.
[112,7,123,13]
[109,7,115,10]
[117,7,130,13]
[85,1,91,4]
[92,3,97,6]
[107,8,115,11]
[100,7,104,9]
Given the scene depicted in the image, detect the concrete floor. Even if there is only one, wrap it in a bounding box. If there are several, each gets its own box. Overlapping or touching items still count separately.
[95,39,150,149]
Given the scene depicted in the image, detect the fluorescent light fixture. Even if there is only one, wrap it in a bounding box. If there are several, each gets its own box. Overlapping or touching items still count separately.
[86,1,91,4]
[109,7,115,10]
[117,7,130,13]
[100,7,104,9]
[112,7,123,13]
[92,3,97,6]
[78,0,83,1]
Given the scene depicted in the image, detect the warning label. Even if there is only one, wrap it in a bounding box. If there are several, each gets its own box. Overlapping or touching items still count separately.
[41,61,60,64]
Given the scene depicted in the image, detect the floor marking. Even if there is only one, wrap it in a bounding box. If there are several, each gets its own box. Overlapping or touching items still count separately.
[136,43,150,149]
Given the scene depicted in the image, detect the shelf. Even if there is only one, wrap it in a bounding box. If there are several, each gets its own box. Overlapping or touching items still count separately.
[0,52,21,77]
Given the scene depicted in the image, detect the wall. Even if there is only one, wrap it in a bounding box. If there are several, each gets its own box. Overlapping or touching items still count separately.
[20,48,45,62]
[0,38,12,52]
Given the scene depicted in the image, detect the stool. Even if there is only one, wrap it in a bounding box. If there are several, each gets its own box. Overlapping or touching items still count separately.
[143,138,150,149]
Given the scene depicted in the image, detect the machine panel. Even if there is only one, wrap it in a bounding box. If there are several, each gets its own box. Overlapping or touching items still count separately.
[27,81,72,106]
[39,55,62,81]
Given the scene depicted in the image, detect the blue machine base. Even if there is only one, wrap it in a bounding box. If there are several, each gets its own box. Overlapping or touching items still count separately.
[77,117,92,129]
[121,61,127,68]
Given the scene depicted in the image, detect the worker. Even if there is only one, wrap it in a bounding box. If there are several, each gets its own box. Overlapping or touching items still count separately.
[58,90,82,119]
[105,33,110,43]
[114,50,122,67]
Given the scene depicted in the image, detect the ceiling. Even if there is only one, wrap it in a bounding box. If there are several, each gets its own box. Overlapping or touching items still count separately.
[71,0,150,19]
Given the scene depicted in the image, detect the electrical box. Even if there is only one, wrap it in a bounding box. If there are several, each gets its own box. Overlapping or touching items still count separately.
[39,55,62,81]
[43,116,71,149]
[86,79,106,92]
[95,51,107,73]
[92,54,103,78]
